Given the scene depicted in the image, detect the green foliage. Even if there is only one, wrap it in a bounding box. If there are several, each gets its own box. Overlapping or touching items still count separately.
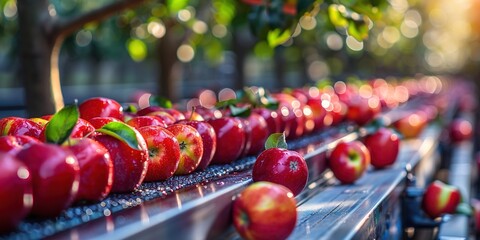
[127,39,148,62]
[149,95,173,108]
[45,104,79,145]
[166,0,189,13]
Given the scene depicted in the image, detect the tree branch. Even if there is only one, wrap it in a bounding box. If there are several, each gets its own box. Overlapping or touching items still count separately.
[52,0,150,38]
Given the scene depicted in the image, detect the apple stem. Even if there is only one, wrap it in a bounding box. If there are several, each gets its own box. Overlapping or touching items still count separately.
[190,106,196,121]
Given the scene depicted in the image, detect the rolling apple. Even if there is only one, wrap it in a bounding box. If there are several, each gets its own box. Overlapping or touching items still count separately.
[363,127,400,168]
[329,141,371,184]
[421,180,462,218]
[393,111,428,139]
[252,133,308,196]
[232,181,297,240]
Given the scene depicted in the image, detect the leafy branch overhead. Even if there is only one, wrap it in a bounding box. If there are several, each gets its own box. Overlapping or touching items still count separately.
[241,0,389,46]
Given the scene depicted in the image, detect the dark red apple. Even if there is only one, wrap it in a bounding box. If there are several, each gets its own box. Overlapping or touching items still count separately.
[329,141,371,184]
[0,117,43,139]
[166,124,203,175]
[0,153,33,233]
[93,124,149,193]
[0,135,41,154]
[138,126,181,181]
[176,120,216,171]
[88,117,121,129]
[363,127,400,168]
[79,97,123,121]
[126,116,168,129]
[245,113,268,156]
[146,111,176,125]
[232,181,297,240]
[207,117,245,164]
[252,134,308,196]
[345,95,381,126]
[67,138,113,202]
[253,108,280,135]
[15,143,80,218]
[306,98,327,131]
[448,118,473,143]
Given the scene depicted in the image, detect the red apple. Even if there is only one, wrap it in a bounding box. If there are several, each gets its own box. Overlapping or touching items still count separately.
[245,113,268,156]
[126,116,168,129]
[329,141,371,184]
[138,126,180,181]
[345,95,381,126]
[252,134,308,196]
[421,180,461,219]
[207,117,245,164]
[176,120,216,171]
[15,143,80,218]
[0,135,41,154]
[166,124,203,175]
[183,110,205,121]
[448,118,473,143]
[146,111,176,125]
[93,123,149,193]
[253,108,280,135]
[363,127,400,168]
[67,138,113,202]
[79,97,123,121]
[0,117,43,139]
[88,117,121,129]
[306,98,327,131]
[0,153,33,233]
[232,181,297,240]
[393,111,428,139]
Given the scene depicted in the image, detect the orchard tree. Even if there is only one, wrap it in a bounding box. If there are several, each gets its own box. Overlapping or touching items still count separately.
[17,0,149,117]
[16,0,390,117]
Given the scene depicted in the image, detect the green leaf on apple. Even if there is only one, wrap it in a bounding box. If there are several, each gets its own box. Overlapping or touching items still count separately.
[125,104,138,113]
[230,105,252,118]
[265,132,288,149]
[215,99,240,109]
[45,104,79,145]
[456,202,473,216]
[149,96,173,109]
[96,122,142,150]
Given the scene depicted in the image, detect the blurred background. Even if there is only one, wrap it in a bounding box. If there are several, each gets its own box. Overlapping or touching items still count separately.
[1,0,480,117]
